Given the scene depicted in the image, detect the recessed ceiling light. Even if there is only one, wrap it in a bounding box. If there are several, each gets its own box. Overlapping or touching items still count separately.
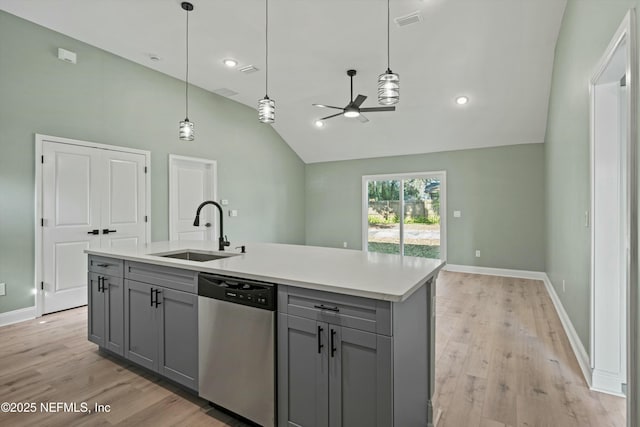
[223,58,238,68]
[314,120,324,128]
[455,96,469,105]
[148,54,161,62]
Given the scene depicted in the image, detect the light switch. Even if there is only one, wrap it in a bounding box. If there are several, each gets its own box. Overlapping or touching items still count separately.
[0,283,5,296]
[453,210,461,218]
[221,199,229,206]
[229,210,238,217]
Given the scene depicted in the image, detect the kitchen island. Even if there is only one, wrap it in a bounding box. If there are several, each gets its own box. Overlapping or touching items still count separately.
[86,241,444,427]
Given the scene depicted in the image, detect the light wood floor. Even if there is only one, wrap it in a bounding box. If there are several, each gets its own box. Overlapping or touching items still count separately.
[0,272,626,426]
[434,271,626,427]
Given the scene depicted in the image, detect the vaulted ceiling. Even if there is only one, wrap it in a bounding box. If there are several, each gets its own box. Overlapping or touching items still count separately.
[0,0,566,163]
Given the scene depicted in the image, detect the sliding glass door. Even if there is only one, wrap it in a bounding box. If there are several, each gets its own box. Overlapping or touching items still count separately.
[363,172,445,260]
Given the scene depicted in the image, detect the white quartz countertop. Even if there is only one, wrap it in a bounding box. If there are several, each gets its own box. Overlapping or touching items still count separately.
[86,241,445,302]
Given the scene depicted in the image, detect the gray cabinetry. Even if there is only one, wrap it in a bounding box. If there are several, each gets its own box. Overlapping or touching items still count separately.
[278,314,329,427]
[124,280,157,369]
[124,276,198,391]
[329,326,392,427]
[158,287,198,388]
[88,256,124,356]
[278,314,392,427]
[278,279,436,427]
[88,255,198,392]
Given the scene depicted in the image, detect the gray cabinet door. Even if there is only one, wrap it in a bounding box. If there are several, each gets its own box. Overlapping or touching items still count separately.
[157,287,198,390]
[88,273,105,347]
[328,326,392,427]
[124,280,157,371]
[104,275,124,356]
[278,314,329,427]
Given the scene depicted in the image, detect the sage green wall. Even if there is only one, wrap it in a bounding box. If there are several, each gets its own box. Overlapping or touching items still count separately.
[305,144,545,271]
[545,0,637,355]
[0,11,305,315]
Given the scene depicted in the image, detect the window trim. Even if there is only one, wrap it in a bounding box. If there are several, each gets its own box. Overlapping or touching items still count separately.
[361,171,447,261]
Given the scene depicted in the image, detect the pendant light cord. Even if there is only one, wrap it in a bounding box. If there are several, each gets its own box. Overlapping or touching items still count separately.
[387,0,390,70]
[265,0,269,97]
[185,7,190,119]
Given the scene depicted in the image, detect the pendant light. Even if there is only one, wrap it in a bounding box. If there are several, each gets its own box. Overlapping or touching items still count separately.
[179,2,195,141]
[378,0,399,105]
[258,0,275,123]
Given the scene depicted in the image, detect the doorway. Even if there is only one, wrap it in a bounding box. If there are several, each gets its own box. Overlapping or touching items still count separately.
[362,172,446,260]
[589,9,637,425]
[35,134,150,316]
[168,155,218,241]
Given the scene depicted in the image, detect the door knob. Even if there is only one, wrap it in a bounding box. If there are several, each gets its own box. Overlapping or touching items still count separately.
[87,229,99,235]
[102,229,117,234]
[205,223,212,228]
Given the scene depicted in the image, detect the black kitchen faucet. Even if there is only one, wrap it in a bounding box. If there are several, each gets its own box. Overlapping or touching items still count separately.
[193,201,230,251]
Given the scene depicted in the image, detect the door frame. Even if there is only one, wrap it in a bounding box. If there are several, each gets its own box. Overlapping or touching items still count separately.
[589,8,637,424]
[361,171,447,261]
[168,154,218,241]
[34,134,151,317]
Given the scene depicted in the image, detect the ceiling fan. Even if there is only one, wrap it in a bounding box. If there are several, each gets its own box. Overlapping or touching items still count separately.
[313,69,396,123]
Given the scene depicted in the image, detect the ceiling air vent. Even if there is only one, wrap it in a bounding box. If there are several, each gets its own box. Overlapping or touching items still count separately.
[238,65,259,74]
[212,88,239,97]
[394,11,422,27]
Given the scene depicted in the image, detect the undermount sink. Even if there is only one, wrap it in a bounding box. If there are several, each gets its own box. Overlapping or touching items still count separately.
[153,251,234,262]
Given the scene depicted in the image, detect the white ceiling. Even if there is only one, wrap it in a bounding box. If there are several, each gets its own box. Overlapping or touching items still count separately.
[0,0,566,163]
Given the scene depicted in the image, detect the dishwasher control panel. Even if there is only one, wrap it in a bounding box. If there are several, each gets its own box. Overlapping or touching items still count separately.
[198,273,276,311]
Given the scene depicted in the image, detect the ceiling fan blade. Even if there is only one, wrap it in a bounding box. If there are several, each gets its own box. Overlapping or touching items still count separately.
[353,94,367,108]
[320,112,343,121]
[313,104,344,110]
[360,106,396,112]
[356,114,369,123]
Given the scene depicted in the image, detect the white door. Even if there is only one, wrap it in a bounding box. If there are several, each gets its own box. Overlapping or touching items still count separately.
[42,142,101,313]
[169,155,217,241]
[101,150,147,250]
[41,141,148,314]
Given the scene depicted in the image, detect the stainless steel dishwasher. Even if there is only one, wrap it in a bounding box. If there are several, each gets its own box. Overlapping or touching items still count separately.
[198,273,276,427]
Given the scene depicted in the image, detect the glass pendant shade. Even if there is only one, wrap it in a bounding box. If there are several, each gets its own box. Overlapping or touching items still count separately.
[179,119,194,141]
[258,96,275,123]
[378,70,400,105]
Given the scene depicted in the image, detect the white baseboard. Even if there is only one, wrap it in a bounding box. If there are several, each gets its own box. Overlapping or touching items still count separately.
[541,274,592,388]
[0,306,36,327]
[592,369,626,397]
[443,264,546,280]
[443,264,592,388]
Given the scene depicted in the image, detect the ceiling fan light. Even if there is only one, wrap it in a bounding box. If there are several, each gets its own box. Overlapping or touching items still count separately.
[344,109,360,118]
[258,96,275,123]
[378,71,399,105]
[179,119,194,141]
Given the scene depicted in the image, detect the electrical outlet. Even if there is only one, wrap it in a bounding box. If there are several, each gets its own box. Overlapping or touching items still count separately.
[343,241,348,248]
[0,283,5,296]
[228,210,238,217]
[475,250,480,257]
[562,279,566,293]
[221,199,229,206]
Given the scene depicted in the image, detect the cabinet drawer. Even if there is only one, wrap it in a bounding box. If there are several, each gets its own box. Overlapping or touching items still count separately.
[278,286,391,336]
[89,256,123,278]
[125,261,197,293]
